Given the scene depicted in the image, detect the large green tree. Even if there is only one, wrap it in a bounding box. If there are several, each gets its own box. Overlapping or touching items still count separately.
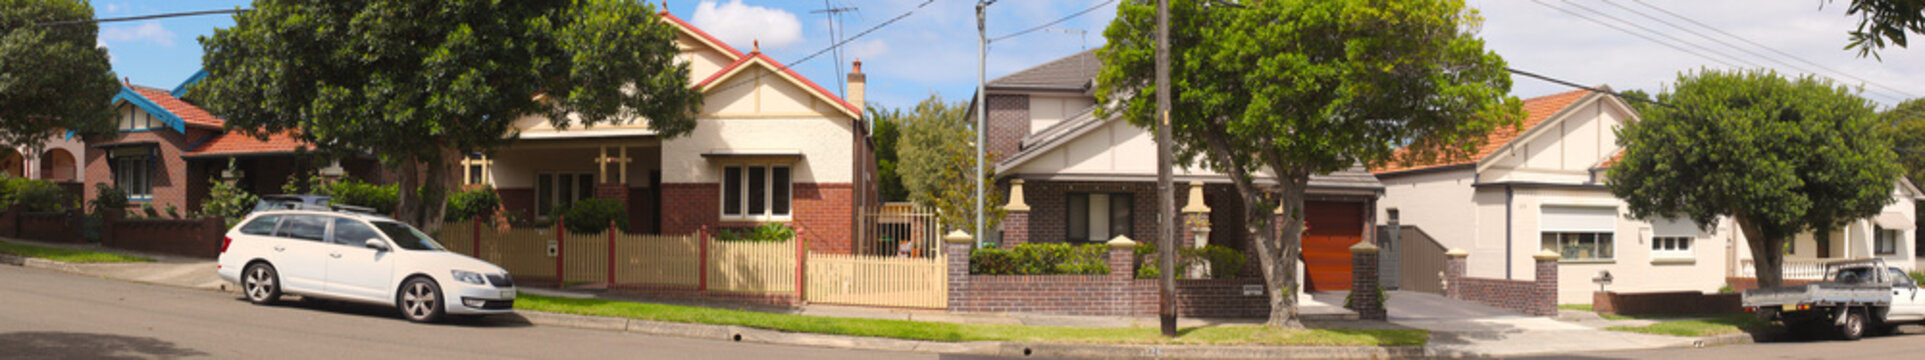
[1881,98,1925,181]
[196,0,703,232]
[0,0,119,149]
[868,106,908,202]
[895,95,1004,235]
[1610,69,1898,288]
[1097,0,1520,327]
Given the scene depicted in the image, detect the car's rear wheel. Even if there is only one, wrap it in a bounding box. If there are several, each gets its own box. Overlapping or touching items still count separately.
[242,263,282,305]
[1839,309,1866,341]
[397,278,445,323]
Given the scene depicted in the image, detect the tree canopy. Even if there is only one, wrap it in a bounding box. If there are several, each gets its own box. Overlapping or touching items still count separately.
[894,95,1004,234]
[1838,0,1925,59]
[1097,0,1520,327]
[868,106,908,202]
[1881,98,1925,182]
[196,0,703,231]
[1609,69,1898,288]
[0,0,119,149]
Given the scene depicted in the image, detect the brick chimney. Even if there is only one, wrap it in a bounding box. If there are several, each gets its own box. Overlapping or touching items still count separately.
[846,59,866,109]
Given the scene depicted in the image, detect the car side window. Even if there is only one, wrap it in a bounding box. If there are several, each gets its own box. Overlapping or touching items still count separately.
[330,218,383,247]
[1891,268,1915,287]
[273,215,328,242]
[239,215,283,236]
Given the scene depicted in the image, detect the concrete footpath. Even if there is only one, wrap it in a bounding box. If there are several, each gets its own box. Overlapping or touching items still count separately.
[1,236,1737,358]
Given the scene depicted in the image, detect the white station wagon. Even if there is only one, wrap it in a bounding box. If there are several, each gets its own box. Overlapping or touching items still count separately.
[217,209,516,322]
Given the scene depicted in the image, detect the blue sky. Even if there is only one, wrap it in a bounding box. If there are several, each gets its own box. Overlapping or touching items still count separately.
[100,1,1925,111]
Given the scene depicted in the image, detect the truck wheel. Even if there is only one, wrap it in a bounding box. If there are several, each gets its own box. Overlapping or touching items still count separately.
[1838,309,1866,341]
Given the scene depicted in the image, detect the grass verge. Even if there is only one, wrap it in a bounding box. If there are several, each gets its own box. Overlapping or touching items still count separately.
[0,240,152,263]
[1604,313,1767,337]
[516,294,1427,346]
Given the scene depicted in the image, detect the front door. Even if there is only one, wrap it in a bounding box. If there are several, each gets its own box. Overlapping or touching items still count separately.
[1302,201,1365,291]
[324,218,396,302]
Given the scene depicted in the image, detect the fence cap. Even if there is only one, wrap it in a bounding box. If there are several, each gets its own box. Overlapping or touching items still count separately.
[1106,235,1137,248]
[1533,249,1561,261]
[942,230,974,244]
[1349,241,1380,254]
[1445,248,1470,258]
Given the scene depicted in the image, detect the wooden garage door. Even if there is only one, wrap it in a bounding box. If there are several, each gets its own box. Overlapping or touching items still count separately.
[1302,201,1364,291]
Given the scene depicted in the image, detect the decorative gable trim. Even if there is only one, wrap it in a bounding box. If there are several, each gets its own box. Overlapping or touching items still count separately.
[111,87,189,134]
[696,53,861,119]
[1473,89,1611,174]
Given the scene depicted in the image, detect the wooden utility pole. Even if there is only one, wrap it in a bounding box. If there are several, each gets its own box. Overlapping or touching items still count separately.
[1155,0,1177,338]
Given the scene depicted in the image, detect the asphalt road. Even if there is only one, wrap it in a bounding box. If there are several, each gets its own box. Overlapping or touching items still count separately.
[0,265,978,360]
[1521,325,1925,360]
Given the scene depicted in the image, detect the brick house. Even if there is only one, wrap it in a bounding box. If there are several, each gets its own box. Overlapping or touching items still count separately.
[82,74,381,213]
[2,133,84,182]
[471,11,879,254]
[975,50,1385,291]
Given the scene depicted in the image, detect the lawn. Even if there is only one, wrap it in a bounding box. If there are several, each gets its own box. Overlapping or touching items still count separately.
[0,241,152,263]
[516,294,1428,346]
[1602,313,1767,337]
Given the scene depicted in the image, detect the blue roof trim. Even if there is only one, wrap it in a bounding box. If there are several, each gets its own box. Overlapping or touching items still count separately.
[111,86,187,133]
[171,69,208,98]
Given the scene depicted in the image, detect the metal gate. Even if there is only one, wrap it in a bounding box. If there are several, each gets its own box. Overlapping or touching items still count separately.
[1386,225,1448,294]
[854,203,942,257]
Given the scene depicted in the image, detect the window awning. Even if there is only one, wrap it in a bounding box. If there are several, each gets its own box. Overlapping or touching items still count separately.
[700,149,803,160]
[1874,212,1914,230]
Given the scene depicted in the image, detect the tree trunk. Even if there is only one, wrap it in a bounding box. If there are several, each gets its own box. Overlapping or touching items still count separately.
[1271,173,1309,329]
[1735,215,1784,288]
[1194,124,1301,328]
[391,148,458,234]
[393,156,423,225]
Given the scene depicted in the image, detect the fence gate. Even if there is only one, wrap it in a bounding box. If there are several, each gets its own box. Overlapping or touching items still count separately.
[854,203,942,257]
[806,253,947,308]
[1388,225,1448,295]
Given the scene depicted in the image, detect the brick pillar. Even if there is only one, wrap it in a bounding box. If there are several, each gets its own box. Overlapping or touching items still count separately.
[1444,248,1468,300]
[944,230,974,312]
[1001,180,1031,247]
[1105,235,1138,316]
[1532,250,1561,317]
[1349,241,1386,320]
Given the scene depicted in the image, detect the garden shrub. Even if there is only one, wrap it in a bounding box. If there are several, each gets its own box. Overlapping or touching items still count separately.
[555,198,627,234]
[140,203,159,218]
[968,243,1108,275]
[1134,243,1246,279]
[717,222,794,242]
[325,179,399,214]
[444,186,502,222]
[1,177,71,212]
[202,163,260,226]
[89,183,128,214]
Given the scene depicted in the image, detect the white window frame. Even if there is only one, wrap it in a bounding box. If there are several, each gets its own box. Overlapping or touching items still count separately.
[109,148,153,201]
[1649,218,1698,261]
[720,164,793,221]
[1539,206,1618,261]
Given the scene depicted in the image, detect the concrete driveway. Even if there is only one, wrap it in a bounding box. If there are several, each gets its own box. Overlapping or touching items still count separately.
[1313,290,1697,357]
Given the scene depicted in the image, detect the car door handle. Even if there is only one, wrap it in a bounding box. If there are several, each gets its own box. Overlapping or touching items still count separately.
[329,253,342,259]
[273,246,285,252]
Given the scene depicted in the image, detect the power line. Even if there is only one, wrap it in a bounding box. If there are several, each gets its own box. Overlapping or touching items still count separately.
[1508,67,1670,108]
[989,0,1116,43]
[1529,0,1741,69]
[704,0,938,97]
[1622,0,1920,102]
[1552,0,1762,69]
[36,9,247,27]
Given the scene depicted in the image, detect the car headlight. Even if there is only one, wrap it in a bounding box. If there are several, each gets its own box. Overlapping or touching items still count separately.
[451,270,487,285]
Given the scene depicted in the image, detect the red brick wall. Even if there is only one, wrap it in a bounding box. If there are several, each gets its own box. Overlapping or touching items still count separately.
[985,94,1029,164]
[1445,256,1559,316]
[497,188,535,220]
[16,211,83,243]
[627,186,655,234]
[943,240,1269,317]
[1593,291,1742,316]
[104,216,226,258]
[793,183,854,255]
[84,128,217,213]
[660,183,719,235]
[1015,181,1163,246]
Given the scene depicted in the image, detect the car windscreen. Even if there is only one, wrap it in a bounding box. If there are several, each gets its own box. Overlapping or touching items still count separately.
[371,222,446,251]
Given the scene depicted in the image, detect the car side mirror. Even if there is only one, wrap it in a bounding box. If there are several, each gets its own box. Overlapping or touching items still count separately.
[365,239,389,251]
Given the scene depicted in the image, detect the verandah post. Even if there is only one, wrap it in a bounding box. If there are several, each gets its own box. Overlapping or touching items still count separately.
[555,216,565,289]
[608,220,617,285]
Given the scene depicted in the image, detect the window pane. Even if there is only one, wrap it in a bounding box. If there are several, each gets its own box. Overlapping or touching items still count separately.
[578,173,596,202]
[1677,238,1690,250]
[330,218,382,246]
[558,174,575,209]
[1067,194,1088,242]
[537,174,554,216]
[771,167,791,215]
[723,166,742,216]
[748,166,766,216]
[1110,193,1132,240]
[1597,233,1614,259]
[240,215,282,236]
[275,215,327,242]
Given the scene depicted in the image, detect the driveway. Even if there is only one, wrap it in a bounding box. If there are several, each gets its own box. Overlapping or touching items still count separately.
[1313,290,1697,357]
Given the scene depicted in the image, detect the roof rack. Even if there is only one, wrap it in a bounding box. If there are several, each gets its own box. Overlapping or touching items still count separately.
[329,204,378,215]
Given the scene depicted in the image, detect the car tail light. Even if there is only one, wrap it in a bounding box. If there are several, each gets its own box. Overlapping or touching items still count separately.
[221,237,233,253]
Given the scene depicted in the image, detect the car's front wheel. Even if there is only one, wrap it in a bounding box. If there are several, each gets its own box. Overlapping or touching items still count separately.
[242,263,282,305]
[397,278,445,323]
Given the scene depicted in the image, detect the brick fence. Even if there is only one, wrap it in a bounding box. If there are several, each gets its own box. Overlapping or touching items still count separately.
[0,206,85,243]
[1593,291,1741,316]
[1724,277,1820,293]
[1444,249,1559,317]
[943,235,1271,318]
[101,212,226,258]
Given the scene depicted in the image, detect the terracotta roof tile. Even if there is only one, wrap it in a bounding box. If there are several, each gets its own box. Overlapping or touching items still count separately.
[187,131,309,157]
[128,85,224,129]
[1371,89,1592,174]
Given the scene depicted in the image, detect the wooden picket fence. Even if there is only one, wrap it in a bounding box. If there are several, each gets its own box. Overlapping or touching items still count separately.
[707,240,798,293]
[805,253,947,309]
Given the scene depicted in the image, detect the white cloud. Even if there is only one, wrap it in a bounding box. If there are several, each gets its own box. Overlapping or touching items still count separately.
[691,0,803,51]
[101,3,121,14]
[100,21,176,47]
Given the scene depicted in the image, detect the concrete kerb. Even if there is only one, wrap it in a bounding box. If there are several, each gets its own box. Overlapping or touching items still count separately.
[0,253,82,273]
[519,310,1425,359]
